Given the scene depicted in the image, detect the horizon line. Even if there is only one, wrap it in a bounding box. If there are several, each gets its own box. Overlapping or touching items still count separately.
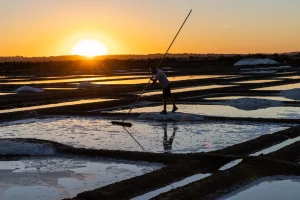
[1,51,300,58]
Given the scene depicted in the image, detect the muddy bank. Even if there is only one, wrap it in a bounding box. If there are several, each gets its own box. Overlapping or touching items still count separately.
[153,157,300,200]
[213,126,300,156]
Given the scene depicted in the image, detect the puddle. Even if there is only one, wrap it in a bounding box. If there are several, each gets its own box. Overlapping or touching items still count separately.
[133,173,211,200]
[235,80,280,84]
[204,96,296,102]
[219,159,243,171]
[0,157,161,200]
[94,75,229,85]
[219,176,300,200]
[0,75,147,85]
[0,99,113,114]
[142,85,235,96]
[120,104,300,119]
[252,83,300,91]
[0,117,289,153]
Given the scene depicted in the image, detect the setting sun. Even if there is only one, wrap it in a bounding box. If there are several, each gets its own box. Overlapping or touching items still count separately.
[71,39,108,57]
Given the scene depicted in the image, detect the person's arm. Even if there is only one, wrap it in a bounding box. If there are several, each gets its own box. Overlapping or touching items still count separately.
[147,76,157,88]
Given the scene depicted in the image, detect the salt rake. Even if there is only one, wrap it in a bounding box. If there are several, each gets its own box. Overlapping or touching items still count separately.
[111,9,192,128]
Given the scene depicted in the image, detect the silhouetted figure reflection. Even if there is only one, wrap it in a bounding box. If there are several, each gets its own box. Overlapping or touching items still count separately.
[162,123,178,153]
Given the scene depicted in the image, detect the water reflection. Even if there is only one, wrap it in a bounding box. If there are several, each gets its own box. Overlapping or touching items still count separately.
[162,123,178,153]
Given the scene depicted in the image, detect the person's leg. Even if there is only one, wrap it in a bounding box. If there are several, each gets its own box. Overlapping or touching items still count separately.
[167,85,177,112]
[161,88,167,114]
[170,95,178,112]
[169,95,176,107]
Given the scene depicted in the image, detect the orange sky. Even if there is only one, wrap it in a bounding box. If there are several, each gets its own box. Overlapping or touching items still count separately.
[1,0,300,56]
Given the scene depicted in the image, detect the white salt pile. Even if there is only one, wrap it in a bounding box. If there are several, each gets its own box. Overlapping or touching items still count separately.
[280,89,300,100]
[225,98,282,110]
[234,58,278,66]
[14,86,44,93]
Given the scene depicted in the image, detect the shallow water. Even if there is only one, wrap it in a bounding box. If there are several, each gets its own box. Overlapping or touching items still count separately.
[0,117,289,153]
[119,104,300,119]
[0,157,161,200]
[219,176,300,200]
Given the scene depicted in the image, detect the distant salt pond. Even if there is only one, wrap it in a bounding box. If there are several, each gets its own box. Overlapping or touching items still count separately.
[219,176,300,200]
[0,157,161,200]
[203,96,296,102]
[0,99,113,114]
[235,79,280,84]
[0,117,289,153]
[0,75,148,85]
[92,75,229,85]
[252,82,300,91]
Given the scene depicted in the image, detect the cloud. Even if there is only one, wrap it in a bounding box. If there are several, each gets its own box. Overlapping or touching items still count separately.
[222,24,229,28]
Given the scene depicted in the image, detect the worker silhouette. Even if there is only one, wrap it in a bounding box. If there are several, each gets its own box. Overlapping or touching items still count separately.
[162,123,178,153]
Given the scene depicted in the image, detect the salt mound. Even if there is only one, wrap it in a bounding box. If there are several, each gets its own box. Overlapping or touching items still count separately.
[137,112,204,121]
[225,98,282,110]
[77,81,96,89]
[14,86,44,93]
[234,58,278,66]
[280,89,300,100]
[0,139,55,156]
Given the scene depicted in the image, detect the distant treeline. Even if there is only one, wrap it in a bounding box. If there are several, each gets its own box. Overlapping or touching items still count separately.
[1,52,300,63]
[1,53,300,76]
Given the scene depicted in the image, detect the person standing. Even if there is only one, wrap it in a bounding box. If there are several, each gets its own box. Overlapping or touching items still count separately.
[148,66,178,114]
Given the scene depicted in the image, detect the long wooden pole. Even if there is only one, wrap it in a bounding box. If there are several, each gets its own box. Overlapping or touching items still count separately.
[121,9,193,124]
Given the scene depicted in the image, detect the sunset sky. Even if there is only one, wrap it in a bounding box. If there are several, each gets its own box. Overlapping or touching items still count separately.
[1,0,300,56]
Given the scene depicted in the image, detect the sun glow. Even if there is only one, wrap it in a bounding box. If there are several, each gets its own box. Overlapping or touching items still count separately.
[71,39,108,57]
